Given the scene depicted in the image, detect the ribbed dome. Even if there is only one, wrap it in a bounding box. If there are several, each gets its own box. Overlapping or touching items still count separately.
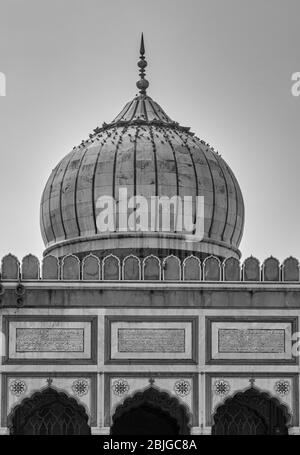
[40,38,244,259]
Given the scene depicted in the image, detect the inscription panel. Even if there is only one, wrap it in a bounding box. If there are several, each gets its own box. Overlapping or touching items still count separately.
[4,317,96,363]
[16,328,84,352]
[118,329,185,353]
[107,317,197,363]
[208,318,295,363]
[218,329,285,353]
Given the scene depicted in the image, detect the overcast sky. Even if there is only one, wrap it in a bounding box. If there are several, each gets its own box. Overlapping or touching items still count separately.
[0,0,299,262]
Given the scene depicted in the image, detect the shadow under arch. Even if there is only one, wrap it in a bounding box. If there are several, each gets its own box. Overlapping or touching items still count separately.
[212,387,291,435]
[8,387,91,435]
[110,386,192,435]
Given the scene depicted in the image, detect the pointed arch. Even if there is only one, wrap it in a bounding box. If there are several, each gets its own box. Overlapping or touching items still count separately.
[42,255,60,280]
[242,256,260,281]
[223,256,240,281]
[281,256,299,282]
[142,254,161,280]
[102,254,121,280]
[8,387,91,435]
[1,254,20,280]
[21,254,40,280]
[262,256,280,281]
[212,387,290,435]
[111,386,192,435]
[203,255,221,281]
[82,253,101,280]
[61,254,80,280]
[122,254,141,280]
[182,255,201,281]
[162,255,181,281]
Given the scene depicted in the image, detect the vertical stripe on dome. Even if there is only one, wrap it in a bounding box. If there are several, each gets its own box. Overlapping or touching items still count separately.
[165,129,198,233]
[134,98,145,121]
[189,137,215,238]
[216,156,238,244]
[213,153,230,242]
[61,146,89,239]
[225,163,242,246]
[49,150,76,242]
[91,141,105,234]
[113,126,135,197]
[41,164,59,245]
[93,130,121,232]
[235,180,245,246]
[204,148,228,242]
[113,126,136,230]
[149,125,158,197]
[76,143,102,237]
[73,147,91,238]
[173,130,199,228]
[160,128,180,235]
[135,126,157,233]
[142,98,148,122]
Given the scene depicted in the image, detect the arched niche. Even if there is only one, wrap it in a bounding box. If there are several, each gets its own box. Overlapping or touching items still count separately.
[223,257,240,281]
[1,254,20,280]
[110,387,191,435]
[42,255,60,280]
[281,257,299,282]
[143,255,161,281]
[61,254,80,280]
[262,256,280,281]
[242,256,260,281]
[82,254,100,280]
[162,255,181,281]
[122,255,141,280]
[21,254,40,280]
[8,387,91,435]
[203,256,221,281]
[102,254,120,280]
[212,387,290,435]
[183,255,201,281]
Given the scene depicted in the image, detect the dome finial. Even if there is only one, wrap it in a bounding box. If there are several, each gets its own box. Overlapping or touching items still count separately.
[136,33,149,95]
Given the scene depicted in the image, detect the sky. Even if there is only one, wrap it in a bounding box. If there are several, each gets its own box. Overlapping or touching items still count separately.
[0,0,299,262]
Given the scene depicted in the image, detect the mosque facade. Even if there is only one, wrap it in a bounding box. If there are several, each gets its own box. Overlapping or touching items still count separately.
[0,36,299,435]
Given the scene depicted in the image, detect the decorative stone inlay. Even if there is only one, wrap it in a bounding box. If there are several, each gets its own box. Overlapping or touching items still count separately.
[214,379,230,396]
[274,380,290,396]
[112,379,130,396]
[118,328,185,353]
[218,329,285,353]
[10,379,27,396]
[71,379,89,397]
[174,380,191,397]
[16,328,84,352]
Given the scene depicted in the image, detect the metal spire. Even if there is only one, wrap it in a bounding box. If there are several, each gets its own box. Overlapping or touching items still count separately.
[136,33,149,95]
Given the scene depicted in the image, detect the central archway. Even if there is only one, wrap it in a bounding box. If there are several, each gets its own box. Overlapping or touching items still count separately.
[212,387,290,435]
[111,387,191,435]
[9,387,91,435]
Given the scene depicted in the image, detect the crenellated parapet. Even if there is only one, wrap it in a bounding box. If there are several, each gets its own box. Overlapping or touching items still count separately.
[0,253,299,282]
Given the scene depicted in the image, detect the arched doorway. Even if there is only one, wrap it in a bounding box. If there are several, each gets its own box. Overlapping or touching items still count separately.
[111,387,191,435]
[9,387,91,435]
[212,387,290,435]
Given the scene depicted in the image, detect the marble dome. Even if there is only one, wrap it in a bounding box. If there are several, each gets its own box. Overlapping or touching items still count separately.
[40,37,244,259]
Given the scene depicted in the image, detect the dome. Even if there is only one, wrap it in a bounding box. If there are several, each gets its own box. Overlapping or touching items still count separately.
[40,36,244,260]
